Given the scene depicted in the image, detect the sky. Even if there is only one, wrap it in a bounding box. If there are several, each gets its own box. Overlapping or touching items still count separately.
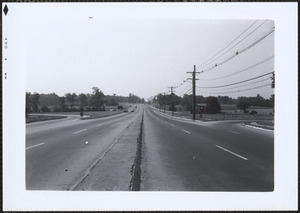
[22,4,274,100]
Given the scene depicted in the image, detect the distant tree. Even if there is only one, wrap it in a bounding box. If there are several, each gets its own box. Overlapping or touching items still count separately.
[217,96,233,104]
[65,93,77,109]
[58,96,66,112]
[39,93,60,108]
[270,94,275,114]
[90,87,106,111]
[106,96,118,106]
[41,105,51,112]
[181,94,192,110]
[237,97,251,114]
[205,96,221,114]
[169,103,177,112]
[31,93,40,112]
[26,92,32,117]
[78,93,88,109]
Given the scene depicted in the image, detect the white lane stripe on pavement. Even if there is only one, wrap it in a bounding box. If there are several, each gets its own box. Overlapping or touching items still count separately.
[73,129,87,134]
[216,145,248,161]
[227,131,240,135]
[170,123,175,127]
[183,129,191,134]
[26,143,45,150]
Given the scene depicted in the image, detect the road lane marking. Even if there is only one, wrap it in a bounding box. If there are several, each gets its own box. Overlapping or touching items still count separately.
[193,152,200,159]
[227,131,240,135]
[216,145,248,161]
[95,124,103,127]
[26,143,45,150]
[170,123,175,127]
[73,129,87,134]
[183,129,191,134]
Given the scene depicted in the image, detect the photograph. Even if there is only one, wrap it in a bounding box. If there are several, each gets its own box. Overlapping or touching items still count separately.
[2,2,298,211]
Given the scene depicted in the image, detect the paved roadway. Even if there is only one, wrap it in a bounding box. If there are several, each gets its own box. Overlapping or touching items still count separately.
[26,106,142,190]
[141,105,274,191]
[26,104,274,191]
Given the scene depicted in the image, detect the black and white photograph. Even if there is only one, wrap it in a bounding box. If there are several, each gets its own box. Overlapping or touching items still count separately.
[2,2,298,211]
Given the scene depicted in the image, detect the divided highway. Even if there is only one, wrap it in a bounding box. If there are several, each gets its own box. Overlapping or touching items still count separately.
[141,106,274,191]
[26,104,274,191]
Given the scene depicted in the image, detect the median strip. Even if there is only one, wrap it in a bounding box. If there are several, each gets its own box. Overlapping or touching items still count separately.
[73,129,87,134]
[216,145,248,161]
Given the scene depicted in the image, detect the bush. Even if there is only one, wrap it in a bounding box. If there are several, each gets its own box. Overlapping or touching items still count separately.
[249,110,257,115]
[169,104,177,112]
[41,106,51,112]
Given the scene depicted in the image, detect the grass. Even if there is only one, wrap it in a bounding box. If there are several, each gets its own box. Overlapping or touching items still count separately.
[26,115,67,123]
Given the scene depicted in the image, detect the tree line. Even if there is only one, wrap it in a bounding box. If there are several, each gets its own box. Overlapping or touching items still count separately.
[26,87,145,116]
[151,93,274,114]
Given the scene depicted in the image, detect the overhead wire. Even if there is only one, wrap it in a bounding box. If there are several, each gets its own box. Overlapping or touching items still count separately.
[197,72,274,89]
[200,55,274,81]
[198,19,260,69]
[197,83,271,95]
[201,25,274,74]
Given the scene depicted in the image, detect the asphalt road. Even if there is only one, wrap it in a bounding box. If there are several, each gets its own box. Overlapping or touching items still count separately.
[141,105,274,191]
[26,106,142,190]
[26,104,273,191]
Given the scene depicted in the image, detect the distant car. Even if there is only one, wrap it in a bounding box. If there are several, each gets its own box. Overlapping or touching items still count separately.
[135,106,137,108]
[110,109,116,111]
[123,110,128,112]
[131,109,135,112]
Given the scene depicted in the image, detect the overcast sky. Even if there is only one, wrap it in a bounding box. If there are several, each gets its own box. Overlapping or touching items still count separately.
[22,4,274,100]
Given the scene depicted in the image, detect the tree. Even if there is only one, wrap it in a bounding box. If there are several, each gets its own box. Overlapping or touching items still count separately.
[31,93,40,112]
[58,96,66,112]
[181,94,192,110]
[90,87,106,111]
[65,93,77,109]
[78,93,88,109]
[205,96,221,114]
[26,92,32,117]
[237,97,251,114]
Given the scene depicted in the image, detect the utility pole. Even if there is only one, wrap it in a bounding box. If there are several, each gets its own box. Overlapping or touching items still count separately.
[187,65,200,120]
[168,87,175,116]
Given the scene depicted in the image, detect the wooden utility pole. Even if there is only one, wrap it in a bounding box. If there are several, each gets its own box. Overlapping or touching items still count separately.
[187,65,200,120]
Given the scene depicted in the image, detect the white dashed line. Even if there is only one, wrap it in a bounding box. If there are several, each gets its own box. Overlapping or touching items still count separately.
[216,145,248,161]
[26,143,45,150]
[170,123,175,127]
[95,124,103,127]
[73,129,87,134]
[183,129,191,134]
[227,131,240,135]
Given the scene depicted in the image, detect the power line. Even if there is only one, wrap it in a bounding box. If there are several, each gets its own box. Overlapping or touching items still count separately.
[198,20,259,69]
[197,72,274,89]
[197,83,271,95]
[200,77,271,91]
[201,26,274,74]
[199,20,268,70]
[200,55,274,81]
